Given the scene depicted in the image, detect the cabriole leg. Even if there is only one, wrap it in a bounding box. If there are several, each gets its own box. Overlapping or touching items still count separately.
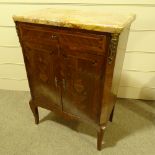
[29,100,39,124]
[97,125,106,150]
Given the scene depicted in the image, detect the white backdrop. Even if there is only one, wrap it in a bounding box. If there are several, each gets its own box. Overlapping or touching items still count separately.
[0,0,155,100]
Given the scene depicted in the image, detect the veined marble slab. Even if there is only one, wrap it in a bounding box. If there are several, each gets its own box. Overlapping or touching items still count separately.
[13,8,136,33]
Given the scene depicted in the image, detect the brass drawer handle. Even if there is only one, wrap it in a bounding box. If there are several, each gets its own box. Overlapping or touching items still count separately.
[51,35,57,39]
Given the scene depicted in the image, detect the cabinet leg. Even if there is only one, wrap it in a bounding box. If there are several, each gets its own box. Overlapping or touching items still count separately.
[29,100,39,124]
[109,106,115,122]
[97,125,106,151]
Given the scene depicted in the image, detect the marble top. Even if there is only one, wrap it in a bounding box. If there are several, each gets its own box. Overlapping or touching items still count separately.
[13,8,136,33]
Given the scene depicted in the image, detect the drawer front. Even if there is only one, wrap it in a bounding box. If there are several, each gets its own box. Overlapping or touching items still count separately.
[18,23,107,55]
[59,33,106,55]
[18,24,59,46]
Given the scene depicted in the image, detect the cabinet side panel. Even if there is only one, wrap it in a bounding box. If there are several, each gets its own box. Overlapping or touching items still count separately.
[14,22,33,95]
[112,26,130,95]
[100,27,130,124]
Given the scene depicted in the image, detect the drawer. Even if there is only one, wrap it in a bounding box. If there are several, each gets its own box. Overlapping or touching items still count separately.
[59,33,106,55]
[19,24,59,46]
[18,23,107,55]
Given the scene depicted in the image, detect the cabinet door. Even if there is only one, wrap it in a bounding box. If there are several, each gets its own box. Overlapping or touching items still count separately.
[22,43,62,109]
[61,51,104,123]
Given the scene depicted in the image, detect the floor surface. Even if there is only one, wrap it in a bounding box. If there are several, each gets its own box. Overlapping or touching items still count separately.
[0,90,155,155]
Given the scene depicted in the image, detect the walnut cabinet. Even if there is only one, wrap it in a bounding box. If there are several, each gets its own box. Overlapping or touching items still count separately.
[15,20,131,150]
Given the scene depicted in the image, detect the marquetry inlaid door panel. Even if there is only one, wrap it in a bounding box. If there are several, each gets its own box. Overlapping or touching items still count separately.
[61,50,104,123]
[22,43,62,109]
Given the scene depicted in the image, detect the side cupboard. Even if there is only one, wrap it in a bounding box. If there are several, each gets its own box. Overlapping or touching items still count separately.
[13,8,135,150]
